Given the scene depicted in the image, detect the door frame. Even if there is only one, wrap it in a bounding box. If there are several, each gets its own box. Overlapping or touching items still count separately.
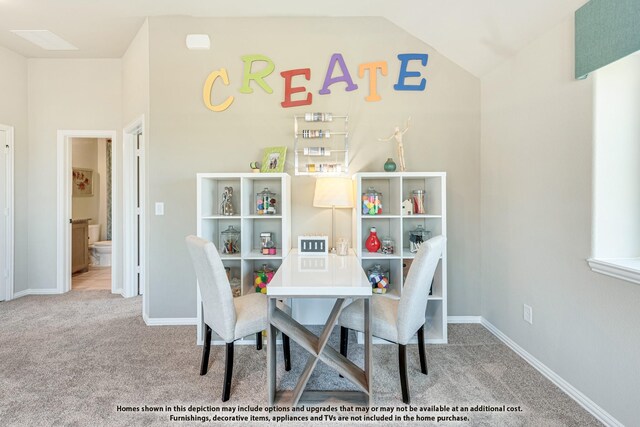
[0,124,14,301]
[123,116,146,302]
[56,130,117,294]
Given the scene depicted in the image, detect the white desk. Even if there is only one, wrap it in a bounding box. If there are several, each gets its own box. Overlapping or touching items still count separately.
[267,249,372,406]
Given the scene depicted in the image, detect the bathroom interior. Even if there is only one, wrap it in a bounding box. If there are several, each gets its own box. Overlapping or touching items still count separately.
[71,137,112,290]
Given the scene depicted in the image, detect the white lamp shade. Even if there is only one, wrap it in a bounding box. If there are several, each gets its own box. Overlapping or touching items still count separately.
[313,178,354,208]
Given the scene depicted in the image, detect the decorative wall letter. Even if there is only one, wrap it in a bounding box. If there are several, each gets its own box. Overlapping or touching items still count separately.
[239,54,275,94]
[280,68,312,108]
[319,53,359,95]
[394,53,428,91]
[358,61,388,102]
[202,68,234,112]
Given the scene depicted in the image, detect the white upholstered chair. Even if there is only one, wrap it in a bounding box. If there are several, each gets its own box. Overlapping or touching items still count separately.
[185,235,291,401]
[338,235,445,404]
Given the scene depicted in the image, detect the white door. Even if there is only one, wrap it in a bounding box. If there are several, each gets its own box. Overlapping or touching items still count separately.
[0,129,7,301]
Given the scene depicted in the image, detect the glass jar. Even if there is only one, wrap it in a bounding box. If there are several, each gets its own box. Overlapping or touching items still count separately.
[367,264,390,294]
[256,188,277,215]
[409,224,431,253]
[230,277,241,298]
[219,225,240,254]
[262,240,276,255]
[411,189,425,214]
[381,237,395,254]
[260,232,273,248]
[362,187,383,215]
[254,264,275,294]
[260,232,277,255]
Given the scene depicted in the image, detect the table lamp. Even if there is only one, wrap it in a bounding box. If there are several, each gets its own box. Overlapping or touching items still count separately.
[313,177,354,253]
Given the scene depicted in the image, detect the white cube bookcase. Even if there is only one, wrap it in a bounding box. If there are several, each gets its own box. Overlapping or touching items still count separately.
[195,173,291,345]
[353,172,448,344]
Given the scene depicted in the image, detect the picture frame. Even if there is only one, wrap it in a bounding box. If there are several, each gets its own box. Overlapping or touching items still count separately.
[260,146,287,173]
[72,168,94,197]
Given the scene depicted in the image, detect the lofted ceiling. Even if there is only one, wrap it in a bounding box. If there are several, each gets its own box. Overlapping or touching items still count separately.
[0,0,587,77]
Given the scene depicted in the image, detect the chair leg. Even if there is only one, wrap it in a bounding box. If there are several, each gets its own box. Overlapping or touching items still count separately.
[282,333,291,371]
[256,332,263,350]
[339,327,349,378]
[222,342,234,402]
[399,344,410,404]
[417,325,428,375]
[200,324,212,375]
[340,327,349,357]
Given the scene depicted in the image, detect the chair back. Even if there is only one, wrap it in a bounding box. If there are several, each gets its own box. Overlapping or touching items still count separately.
[185,235,236,342]
[396,235,445,344]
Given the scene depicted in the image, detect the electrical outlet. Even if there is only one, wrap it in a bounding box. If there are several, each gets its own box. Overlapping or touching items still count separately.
[523,304,533,324]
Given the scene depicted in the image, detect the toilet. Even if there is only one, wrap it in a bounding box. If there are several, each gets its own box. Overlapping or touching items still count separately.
[88,224,112,267]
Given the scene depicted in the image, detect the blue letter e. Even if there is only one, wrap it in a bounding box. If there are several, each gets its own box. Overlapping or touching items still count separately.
[394,53,428,91]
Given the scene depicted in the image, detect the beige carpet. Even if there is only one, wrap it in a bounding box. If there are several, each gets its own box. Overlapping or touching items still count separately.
[0,291,601,426]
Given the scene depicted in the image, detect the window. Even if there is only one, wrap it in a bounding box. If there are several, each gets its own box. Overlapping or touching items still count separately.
[589,51,640,284]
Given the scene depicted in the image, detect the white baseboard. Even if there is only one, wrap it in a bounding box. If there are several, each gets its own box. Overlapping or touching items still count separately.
[448,315,481,323]
[12,288,60,299]
[481,318,622,427]
[11,289,30,299]
[143,316,198,326]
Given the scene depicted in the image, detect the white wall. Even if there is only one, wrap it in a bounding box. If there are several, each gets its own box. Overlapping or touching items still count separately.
[122,19,149,126]
[147,16,481,319]
[27,59,122,290]
[0,46,28,294]
[120,19,150,299]
[481,17,640,426]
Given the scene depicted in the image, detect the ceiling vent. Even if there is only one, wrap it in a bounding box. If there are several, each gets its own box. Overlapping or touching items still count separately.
[10,30,78,51]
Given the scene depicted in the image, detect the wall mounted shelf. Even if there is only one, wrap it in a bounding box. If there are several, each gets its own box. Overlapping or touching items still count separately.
[293,113,349,175]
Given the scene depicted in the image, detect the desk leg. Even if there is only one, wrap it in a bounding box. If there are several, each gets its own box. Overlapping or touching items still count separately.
[267,298,277,405]
[364,298,372,405]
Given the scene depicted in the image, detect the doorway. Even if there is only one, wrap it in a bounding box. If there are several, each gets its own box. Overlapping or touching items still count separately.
[57,130,116,294]
[0,124,14,301]
[69,137,112,291]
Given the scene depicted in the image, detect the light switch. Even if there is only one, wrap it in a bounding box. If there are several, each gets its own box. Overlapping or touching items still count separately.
[155,202,164,216]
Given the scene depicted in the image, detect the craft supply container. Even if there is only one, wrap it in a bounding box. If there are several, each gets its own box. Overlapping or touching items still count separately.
[362,187,383,215]
[256,187,277,215]
[367,264,390,294]
[219,225,240,254]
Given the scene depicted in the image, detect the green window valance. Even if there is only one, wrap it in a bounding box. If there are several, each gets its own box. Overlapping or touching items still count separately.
[575,0,640,79]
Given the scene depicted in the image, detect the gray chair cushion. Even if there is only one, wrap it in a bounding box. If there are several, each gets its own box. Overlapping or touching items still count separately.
[338,296,399,343]
[186,235,290,343]
[397,235,444,343]
[186,236,236,342]
[233,293,269,340]
[233,294,292,340]
[337,235,446,345]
